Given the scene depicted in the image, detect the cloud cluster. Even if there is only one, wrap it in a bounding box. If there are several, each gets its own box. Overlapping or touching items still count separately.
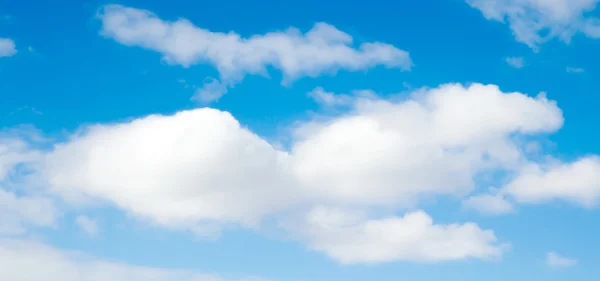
[1,3,597,278]
[292,84,562,209]
[2,82,587,263]
[3,6,597,262]
[466,0,600,49]
[98,5,412,102]
[37,83,563,220]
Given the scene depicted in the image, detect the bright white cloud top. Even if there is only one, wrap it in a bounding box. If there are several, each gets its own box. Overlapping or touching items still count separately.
[466,0,600,49]
[97,5,412,102]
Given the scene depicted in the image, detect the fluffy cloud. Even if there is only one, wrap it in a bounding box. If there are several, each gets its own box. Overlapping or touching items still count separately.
[8,83,570,262]
[0,38,17,57]
[291,84,562,207]
[37,83,563,222]
[39,109,294,232]
[503,156,600,207]
[546,252,577,268]
[98,5,412,101]
[285,206,507,264]
[0,238,262,281]
[465,156,600,214]
[466,0,600,49]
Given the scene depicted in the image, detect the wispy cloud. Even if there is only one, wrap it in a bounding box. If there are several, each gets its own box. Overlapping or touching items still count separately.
[566,66,585,73]
[98,5,412,102]
[546,252,577,268]
[505,57,524,68]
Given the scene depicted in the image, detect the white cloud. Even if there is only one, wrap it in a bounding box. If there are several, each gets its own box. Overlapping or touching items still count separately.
[505,56,524,68]
[0,238,263,281]
[39,109,294,232]
[98,5,412,101]
[546,252,577,268]
[464,156,600,215]
[503,156,600,207]
[566,66,585,73]
[0,38,16,57]
[285,206,507,264]
[291,84,562,207]
[463,193,514,215]
[307,87,354,108]
[8,83,568,262]
[75,215,99,236]
[36,83,563,222]
[466,0,600,49]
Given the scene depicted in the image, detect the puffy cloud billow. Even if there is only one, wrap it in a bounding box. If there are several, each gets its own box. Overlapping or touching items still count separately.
[3,82,590,264]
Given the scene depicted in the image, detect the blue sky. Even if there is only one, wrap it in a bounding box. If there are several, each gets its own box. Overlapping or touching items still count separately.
[1,0,599,280]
